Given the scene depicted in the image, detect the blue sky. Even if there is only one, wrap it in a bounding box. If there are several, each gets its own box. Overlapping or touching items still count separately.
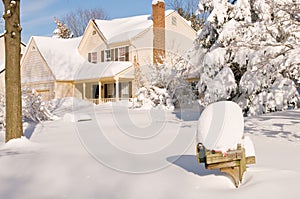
[1,0,154,43]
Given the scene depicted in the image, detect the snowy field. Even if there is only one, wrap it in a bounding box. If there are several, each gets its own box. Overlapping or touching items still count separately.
[0,98,300,199]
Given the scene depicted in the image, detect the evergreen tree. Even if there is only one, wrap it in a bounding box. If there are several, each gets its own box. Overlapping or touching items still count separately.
[53,17,72,39]
[191,0,300,116]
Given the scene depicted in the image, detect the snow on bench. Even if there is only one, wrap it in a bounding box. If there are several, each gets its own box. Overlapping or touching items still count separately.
[196,101,256,188]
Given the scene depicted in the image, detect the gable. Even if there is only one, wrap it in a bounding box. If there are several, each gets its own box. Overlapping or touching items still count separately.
[78,21,107,60]
[21,39,55,84]
[165,11,196,55]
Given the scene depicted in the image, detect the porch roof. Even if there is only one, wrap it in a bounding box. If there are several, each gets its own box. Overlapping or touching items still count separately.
[74,61,133,81]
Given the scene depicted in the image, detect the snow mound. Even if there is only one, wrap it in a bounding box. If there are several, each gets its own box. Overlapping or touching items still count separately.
[243,136,256,157]
[197,101,244,152]
[1,136,36,149]
[63,113,92,123]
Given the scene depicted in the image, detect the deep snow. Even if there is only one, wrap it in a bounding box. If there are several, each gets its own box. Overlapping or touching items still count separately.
[0,98,300,198]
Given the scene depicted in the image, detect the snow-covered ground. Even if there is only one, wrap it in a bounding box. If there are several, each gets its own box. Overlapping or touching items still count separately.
[0,98,300,198]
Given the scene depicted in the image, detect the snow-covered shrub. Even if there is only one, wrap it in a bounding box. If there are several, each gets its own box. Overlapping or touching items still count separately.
[136,86,174,110]
[192,0,300,116]
[22,89,57,122]
[136,58,197,109]
[0,90,56,132]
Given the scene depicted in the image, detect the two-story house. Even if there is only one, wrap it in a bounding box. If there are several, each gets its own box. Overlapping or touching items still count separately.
[21,1,196,103]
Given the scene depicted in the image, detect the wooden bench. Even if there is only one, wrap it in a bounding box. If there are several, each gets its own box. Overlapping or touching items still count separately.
[196,143,256,188]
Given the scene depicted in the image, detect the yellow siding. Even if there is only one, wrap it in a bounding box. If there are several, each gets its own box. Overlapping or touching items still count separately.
[165,12,196,59]
[21,40,56,100]
[55,82,74,99]
[22,82,55,101]
[74,83,84,99]
[21,41,55,84]
[131,28,154,66]
[78,22,106,62]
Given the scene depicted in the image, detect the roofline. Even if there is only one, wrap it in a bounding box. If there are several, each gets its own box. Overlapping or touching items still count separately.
[21,37,57,80]
[78,19,109,50]
[0,68,5,74]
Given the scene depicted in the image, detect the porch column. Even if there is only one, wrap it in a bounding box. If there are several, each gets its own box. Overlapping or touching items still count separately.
[115,77,119,101]
[83,83,86,100]
[98,81,102,103]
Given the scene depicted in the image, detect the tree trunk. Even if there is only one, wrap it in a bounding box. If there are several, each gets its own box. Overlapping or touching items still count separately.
[3,0,23,142]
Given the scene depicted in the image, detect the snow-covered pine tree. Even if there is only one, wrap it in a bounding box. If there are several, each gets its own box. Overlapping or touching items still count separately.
[192,0,300,116]
[53,17,73,39]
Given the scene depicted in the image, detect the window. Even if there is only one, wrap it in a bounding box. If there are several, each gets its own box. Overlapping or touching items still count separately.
[120,82,129,98]
[88,52,97,63]
[118,46,129,61]
[172,16,177,26]
[100,46,129,62]
[105,50,111,61]
[111,49,115,61]
[119,47,126,61]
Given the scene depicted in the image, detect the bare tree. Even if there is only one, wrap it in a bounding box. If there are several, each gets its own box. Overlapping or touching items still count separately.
[165,0,203,31]
[62,8,108,37]
[2,0,23,142]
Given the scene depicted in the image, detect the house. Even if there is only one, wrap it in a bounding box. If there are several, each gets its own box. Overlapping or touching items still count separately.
[0,35,26,94]
[21,1,196,103]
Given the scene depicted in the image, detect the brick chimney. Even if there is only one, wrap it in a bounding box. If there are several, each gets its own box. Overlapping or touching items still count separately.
[152,0,165,65]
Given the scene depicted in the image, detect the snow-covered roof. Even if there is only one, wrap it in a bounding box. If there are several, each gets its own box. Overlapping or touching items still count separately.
[94,10,175,44]
[32,36,84,80]
[74,61,133,81]
[30,36,133,81]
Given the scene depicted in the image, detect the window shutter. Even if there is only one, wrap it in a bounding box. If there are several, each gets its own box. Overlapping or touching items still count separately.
[88,53,91,62]
[115,48,118,61]
[101,51,104,62]
[125,46,129,61]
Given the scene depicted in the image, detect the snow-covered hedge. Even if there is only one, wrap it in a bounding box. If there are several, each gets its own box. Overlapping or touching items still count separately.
[191,0,300,116]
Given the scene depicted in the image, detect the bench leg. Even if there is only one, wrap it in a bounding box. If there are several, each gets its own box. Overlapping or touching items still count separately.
[221,167,240,188]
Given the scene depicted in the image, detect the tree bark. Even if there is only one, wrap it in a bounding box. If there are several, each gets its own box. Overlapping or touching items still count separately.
[3,0,23,142]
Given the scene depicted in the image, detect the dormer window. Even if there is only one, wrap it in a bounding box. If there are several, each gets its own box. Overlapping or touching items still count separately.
[88,52,97,63]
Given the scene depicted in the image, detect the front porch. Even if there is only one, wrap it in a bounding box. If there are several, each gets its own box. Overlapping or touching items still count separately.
[75,78,133,104]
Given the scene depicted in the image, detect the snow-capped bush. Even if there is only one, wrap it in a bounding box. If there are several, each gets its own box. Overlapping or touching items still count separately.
[136,86,174,110]
[22,89,57,122]
[0,89,56,131]
[136,58,197,109]
[192,0,300,116]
